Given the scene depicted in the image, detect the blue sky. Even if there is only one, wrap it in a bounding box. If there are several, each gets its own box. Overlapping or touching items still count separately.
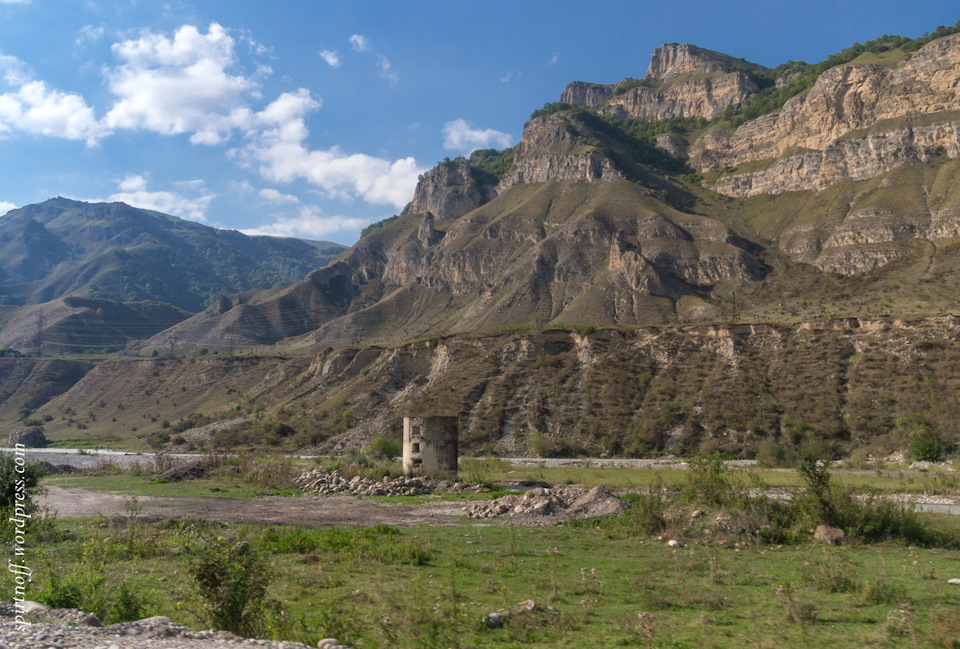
[0,1,957,244]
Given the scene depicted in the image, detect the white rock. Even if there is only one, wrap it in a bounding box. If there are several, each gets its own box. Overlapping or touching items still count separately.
[667,539,683,548]
[948,578,960,585]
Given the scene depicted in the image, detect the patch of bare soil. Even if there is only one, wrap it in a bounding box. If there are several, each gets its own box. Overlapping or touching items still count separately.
[39,487,466,527]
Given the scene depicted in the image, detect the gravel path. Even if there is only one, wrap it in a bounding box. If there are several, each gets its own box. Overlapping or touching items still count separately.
[38,487,466,527]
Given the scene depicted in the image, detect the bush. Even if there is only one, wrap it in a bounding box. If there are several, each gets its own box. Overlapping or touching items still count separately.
[683,453,732,507]
[0,452,46,511]
[187,535,272,637]
[912,436,942,462]
[110,582,146,623]
[367,435,402,461]
[756,437,796,468]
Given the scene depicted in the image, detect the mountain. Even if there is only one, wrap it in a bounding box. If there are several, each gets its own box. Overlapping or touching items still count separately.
[0,198,347,312]
[146,29,960,354]
[4,24,960,459]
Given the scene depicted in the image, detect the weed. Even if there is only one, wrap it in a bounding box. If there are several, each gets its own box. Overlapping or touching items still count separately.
[800,548,861,593]
[775,584,818,624]
[864,578,909,605]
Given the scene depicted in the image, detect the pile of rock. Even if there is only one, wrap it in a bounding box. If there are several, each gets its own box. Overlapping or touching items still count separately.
[465,485,628,522]
[1,602,348,648]
[295,468,482,497]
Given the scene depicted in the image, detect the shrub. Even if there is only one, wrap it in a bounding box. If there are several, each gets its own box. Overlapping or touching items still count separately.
[912,436,942,462]
[110,582,146,623]
[187,535,272,637]
[0,452,45,511]
[526,431,557,457]
[620,478,668,536]
[683,453,732,507]
[756,437,796,468]
[367,435,402,461]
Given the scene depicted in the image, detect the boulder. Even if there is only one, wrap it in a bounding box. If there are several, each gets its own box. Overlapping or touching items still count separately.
[814,525,846,544]
[6,426,47,448]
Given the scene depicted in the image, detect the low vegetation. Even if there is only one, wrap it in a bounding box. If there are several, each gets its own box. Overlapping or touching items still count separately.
[11,453,960,647]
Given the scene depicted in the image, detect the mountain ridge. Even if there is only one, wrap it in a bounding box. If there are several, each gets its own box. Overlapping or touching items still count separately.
[0,197,347,311]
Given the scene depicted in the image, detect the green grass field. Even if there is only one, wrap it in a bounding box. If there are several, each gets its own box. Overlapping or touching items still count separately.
[10,514,960,648]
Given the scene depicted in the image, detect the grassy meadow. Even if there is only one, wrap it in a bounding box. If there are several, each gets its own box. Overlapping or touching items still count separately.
[3,454,958,648]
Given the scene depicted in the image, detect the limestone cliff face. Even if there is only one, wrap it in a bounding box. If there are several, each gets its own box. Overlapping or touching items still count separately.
[601,72,760,121]
[646,43,767,82]
[560,43,767,121]
[408,158,491,221]
[698,34,960,195]
[560,81,616,106]
[709,122,960,196]
[496,113,623,190]
[777,200,960,276]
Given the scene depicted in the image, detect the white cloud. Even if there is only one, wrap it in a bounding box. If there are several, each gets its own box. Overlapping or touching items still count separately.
[102,23,259,145]
[241,204,366,239]
[319,49,340,68]
[377,54,398,85]
[0,55,107,145]
[548,52,560,65]
[442,118,512,153]
[105,174,214,222]
[0,0,30,4]
[0,201,16,214]
[240,90,423,209]
[349,34,369,52]
[76,24,105,46]
[259,188,300,205]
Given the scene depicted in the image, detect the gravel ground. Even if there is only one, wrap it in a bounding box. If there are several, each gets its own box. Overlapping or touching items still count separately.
[0,605,323,649]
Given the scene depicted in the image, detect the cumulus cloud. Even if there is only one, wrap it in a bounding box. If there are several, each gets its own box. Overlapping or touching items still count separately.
[442,118,512,153]
[548,52,560,65]
[240,90,423,209]
[348,34,369,52]
[0,201,16,214]
[102,23,259,145]
[0,55,107,145]
[259,187,300,205]
[241,204,366,239]
[319,49,340,68]
[106,174,214,222]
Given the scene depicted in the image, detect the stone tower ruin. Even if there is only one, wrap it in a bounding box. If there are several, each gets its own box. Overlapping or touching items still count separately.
[402,415,458,478]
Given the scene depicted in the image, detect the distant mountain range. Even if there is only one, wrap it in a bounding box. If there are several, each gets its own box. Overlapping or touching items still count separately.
[0,197,346,312]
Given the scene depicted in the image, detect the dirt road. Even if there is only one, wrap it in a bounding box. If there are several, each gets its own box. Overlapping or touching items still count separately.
[39,487,467,527]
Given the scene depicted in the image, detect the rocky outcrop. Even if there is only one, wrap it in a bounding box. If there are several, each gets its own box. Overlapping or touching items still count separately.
[708,121,960,197]
[497,113,623,189]
[777,204,960,276]
[560,81,617,106]
[560,43,767,121]
[646,43,767,82]
[698,34,960,194]
[601,72,760,121]
[408,158,491,221]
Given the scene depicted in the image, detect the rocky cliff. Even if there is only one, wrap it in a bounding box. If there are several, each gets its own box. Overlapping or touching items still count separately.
[698,34,960,196]
[408,158,491,221]
[496,113,624,188]
[561,43,768,121]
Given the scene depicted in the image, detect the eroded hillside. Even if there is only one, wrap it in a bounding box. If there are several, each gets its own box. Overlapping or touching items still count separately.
[6,316,960,459]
